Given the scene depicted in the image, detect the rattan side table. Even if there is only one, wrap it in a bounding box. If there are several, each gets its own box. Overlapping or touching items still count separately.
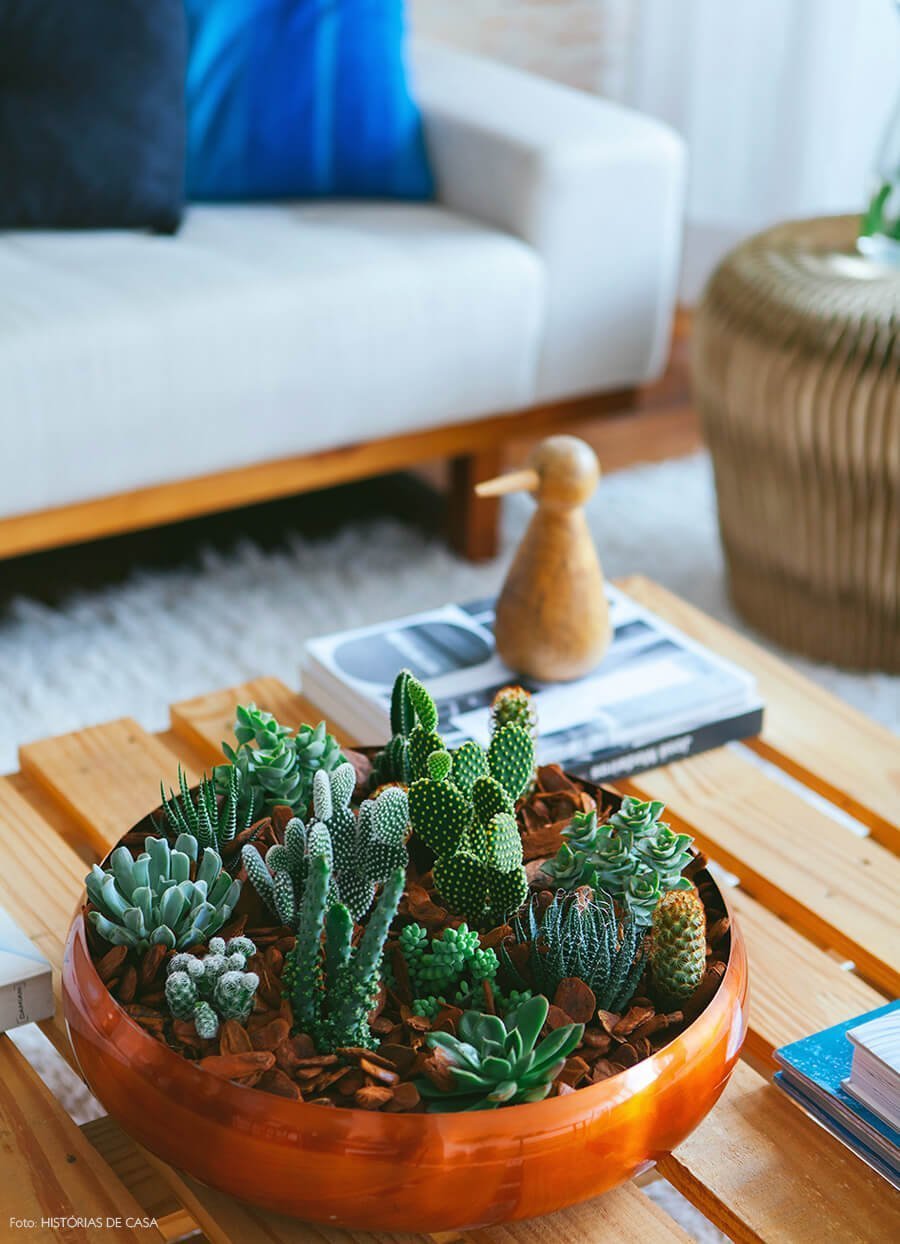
[694,215,900,670]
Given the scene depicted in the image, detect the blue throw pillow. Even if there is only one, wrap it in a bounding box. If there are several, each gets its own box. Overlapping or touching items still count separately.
[185,0,433,201]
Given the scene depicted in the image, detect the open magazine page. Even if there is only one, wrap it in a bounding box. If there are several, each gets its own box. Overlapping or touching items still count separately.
[304,586,763,779]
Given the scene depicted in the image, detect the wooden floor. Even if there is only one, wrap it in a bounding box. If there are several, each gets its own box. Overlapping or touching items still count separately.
[0,312,698,607]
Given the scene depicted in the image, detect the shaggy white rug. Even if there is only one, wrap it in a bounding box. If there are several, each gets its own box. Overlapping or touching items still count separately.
[2,451,897,1242]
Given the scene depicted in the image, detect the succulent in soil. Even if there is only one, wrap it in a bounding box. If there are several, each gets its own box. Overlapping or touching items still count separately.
[545,798,693,924]
[490,685,538,795]
[650,889,707,1006]
[160,765,261,850]
[218,703,344,815]
[396,921,499,1014]
[282,850,404,1052]
[242,763,408,925]
[408,727,533,926]
[371,670,447,786]
[418,995,583,1110]
[86,833,241,951]
[502,887,646,1015]
[165,936,259,1039]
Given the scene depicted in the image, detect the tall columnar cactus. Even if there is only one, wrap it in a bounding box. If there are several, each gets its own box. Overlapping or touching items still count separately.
[164,936,259,1039]
[372,670,446,786]
[408,723,533,926]
[86,834,241,951]
[545,798,693,924]
[501,888,646,1013]
[283,853,405,1052]
[160,765,261,850]
[650,889,707,1007]
[242,762,408,925]
[490,685,538,795]
[217,703,344,816]
[396,921,499,1016]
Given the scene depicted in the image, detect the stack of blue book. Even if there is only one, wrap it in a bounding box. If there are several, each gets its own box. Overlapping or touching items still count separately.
[774,1000,900,1190]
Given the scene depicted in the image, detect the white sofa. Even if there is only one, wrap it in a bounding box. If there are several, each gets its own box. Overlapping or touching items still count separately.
[0,42,685,560]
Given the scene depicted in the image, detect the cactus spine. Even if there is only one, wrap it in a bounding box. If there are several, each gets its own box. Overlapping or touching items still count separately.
[650,889,707,1006]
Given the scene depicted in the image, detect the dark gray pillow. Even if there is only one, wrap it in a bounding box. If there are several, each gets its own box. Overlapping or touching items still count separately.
[0,0,186,231]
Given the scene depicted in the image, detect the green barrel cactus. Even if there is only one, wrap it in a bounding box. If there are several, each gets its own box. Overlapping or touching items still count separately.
[86,833,241,951]
[165,936,259,1039]
[650,888,707,1007]
[417,995,583,1111]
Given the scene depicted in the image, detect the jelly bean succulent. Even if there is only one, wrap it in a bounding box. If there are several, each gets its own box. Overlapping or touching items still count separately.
[501,888,646,1014]
[165,935,259,1039]
[650,889,707,1007]
[545,798,693,924]
[283,851,404,1052]
[160,765,261,850]
[242,762,408,924]
[86,834,241,951]
[418,995,583,1111]
[217,703,344,816]
[395,921,499,1017]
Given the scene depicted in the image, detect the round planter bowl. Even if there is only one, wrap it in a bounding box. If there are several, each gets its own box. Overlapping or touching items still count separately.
[64,871,747,1232]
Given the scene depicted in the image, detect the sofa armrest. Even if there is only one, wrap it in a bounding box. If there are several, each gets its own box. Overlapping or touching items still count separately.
[413,40,686,401]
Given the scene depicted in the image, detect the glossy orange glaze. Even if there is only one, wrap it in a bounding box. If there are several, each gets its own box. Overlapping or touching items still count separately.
[63,887,747,1231]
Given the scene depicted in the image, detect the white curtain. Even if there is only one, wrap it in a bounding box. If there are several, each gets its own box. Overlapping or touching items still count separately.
[613,0,900,296]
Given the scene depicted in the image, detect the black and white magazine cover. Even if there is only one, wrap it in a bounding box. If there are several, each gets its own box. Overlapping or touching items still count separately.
[302,585,764,782]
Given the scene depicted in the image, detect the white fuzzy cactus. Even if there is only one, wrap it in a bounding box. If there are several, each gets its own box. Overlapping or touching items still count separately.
[164,935,259,1039]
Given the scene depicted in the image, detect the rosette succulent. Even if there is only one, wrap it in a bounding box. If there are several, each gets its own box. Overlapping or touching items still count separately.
[544,798,693,924]
[418,995,583,1111]
[86,833,241,951]
[218,704,344,815]
[165,936,259,1039]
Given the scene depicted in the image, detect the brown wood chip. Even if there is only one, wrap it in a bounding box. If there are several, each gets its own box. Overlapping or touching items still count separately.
[545,1003,574,1031]
[359,1058,400,1087]
[200,1051,275,1081]
[219,1019,253,1056]
[95,945,128,983]
[250,1018,290,1052]
[355,1085,394,1110]
[139,944,168,989]
[258,1068,302,1100]
[558,1055,591,1088]
[552,977,597,1025]
[336,1069,366,1097]
[376,1044,417,1075]
[383,1082,421,1112]
[116,964,137,1004]
[613,1006,655,1038]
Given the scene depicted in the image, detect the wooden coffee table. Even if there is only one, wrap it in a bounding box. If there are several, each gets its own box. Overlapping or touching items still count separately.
[1,576,898,1243]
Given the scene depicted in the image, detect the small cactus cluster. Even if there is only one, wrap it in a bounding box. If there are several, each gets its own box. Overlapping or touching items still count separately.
[165,936,259,1039]
[218,704,344,816]
[86,834,241,951]
[545,797,693,924]
[243,762,408,924]
[490,685,538,796]
[650,889,707,1007]
[282,852,404,1052]
[395,922,499,1017]
[502,888,646,1013]
[160,765,261,850]
[371,670,445,786]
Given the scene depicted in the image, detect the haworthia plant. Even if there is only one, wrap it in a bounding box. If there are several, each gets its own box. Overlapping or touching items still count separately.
[86,833,241,951]
[165,935,259,1039]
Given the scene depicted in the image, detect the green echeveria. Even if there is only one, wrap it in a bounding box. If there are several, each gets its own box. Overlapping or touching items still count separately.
[218,703,344,816]
[418,995,583,1111]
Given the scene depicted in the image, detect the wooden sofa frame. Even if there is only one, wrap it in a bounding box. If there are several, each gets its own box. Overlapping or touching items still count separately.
[1,389,636,565]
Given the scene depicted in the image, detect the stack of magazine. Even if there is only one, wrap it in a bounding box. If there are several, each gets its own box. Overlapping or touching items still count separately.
[774,1001,900,1189]
[302,585,764,783]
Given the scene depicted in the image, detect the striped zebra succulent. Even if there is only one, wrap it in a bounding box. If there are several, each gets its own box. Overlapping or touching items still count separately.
[160,765,261,850]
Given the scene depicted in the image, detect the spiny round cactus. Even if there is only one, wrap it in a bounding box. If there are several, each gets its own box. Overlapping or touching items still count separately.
[165,935,259,1039]
[650,889,707,1006]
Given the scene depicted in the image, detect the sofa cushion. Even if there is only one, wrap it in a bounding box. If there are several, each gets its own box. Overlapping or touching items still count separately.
[0,204,543,516]
[0,0,186,231]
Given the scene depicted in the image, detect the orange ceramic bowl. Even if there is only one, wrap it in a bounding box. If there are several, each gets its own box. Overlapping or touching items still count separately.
[63,879,747,1231]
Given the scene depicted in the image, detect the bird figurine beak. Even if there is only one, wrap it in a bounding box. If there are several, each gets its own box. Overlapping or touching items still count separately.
[475,468,540,498]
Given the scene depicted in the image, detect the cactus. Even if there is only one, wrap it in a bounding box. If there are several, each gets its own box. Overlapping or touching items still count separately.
[160,765,261,850]
[501,888,646,1013]
[372,671,446,786]
[86,834,241,951]
[218,704,344,815]
[490,685,538,795]
[165,936,259,1039]
[417,995,583,1111]
[650,889,707,1006]
[242,763,408,925]
[282,854,405,1052]
[408,725,532,926]
[544,798,693,924]
[395,921,499,1014]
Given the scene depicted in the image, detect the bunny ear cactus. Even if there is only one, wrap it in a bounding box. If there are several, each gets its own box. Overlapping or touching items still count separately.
[86,834,241,952]
[161,765,260,850]
[650,889,707,1007]
[165,935,259,1039]
[490,686,538,795]
[218,703,344,816]
[372,670,446,786]
[418,995,583,1111]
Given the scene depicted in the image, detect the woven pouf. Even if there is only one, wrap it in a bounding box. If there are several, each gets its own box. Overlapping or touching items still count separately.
[695,215,900,671]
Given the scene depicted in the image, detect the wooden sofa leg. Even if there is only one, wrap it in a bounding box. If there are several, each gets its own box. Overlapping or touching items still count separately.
[448,448,503,561]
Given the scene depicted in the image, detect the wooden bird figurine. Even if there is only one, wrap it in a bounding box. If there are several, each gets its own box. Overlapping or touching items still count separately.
[476,435,610,682]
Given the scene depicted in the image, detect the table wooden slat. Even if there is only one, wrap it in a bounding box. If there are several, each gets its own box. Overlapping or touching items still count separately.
[660,1061,900,1244]
[19,720,197,856]
[0,1037,162,1243]
[80,1118,184,1224]
[462,1184,693,1243]
[619,574,900,853]
[622,745,900,995]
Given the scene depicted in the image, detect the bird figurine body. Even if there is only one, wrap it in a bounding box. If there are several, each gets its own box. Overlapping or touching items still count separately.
[476,435,610,681]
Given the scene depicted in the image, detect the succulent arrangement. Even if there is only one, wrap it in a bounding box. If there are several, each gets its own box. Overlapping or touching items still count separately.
[84,671,727,1115]
[544,797,693,923]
